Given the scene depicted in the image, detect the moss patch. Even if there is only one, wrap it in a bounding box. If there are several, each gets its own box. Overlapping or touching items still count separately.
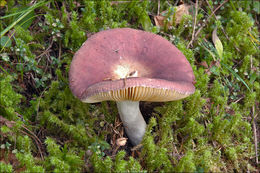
[0,0,259,172]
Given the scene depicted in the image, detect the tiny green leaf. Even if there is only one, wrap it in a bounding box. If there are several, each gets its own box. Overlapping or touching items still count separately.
[1,53,10,61]
[199,41,216,61]
[212,27,223,59]
[141,15,152,31]
[253,1,260,14]
[0,36,12,48]
[15,6,35,29]
[249,72,257,84]
[221,62,251,92]
[0,0,7,7]
[210,66,220,76]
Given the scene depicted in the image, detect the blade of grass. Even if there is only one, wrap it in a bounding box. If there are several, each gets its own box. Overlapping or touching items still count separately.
[247,31,260,45]
[199,40,252,92]
[221,62,252,92]
[198,41,216,61]
[0,64,9,75]
[0,9,33,20]
[0,13,44,53]
[1,12,45,81]
[0,1,48,38]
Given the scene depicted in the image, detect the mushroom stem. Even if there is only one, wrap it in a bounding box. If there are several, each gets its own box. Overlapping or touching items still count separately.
[116,101,146,146]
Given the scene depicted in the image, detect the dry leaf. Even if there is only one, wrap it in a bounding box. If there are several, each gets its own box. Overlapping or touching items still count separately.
[200,61,209,68]
[154,15,167,28]
[204,60,221,75]
[0,149,25,172]
[212,27,223,59]
[0,0,7,7]
[175,4,190,24]
[211,60,221,67]
[116,137,127,146]
[154,4,190,28]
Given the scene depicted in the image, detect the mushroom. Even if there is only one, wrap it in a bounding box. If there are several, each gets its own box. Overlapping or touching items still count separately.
[69,28,195,146]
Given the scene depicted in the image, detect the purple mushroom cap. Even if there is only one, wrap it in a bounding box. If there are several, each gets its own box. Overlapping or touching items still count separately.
[69,28,195,103]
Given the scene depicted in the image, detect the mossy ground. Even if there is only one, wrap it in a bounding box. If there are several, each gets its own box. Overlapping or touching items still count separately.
[0,0,259,172]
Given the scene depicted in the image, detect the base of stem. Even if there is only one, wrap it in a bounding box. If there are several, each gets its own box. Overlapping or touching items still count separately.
[116,101,146,146]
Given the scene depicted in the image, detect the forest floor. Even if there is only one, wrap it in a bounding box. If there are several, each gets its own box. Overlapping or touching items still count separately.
[0,0,259,172]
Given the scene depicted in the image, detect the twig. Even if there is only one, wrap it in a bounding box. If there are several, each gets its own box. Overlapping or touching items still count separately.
[58,39,62,61]
[252,105,258,165]
[0,116,44,160]
[234,96,244,103]
[19,127,44,160]
[36,38,53,63]
[205,0,241,52]
[36,86,50,120]
[62,2,70,23]
[187,0,229,48]
[250,56,253,69]
[110,1,131,5]
[187,0,198,48]
[174,0,179,6]
[157,0,160,16]
[131,143,143,151]
[29,72,40,94]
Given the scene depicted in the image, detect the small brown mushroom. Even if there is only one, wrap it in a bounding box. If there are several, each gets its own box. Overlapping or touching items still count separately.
[69,28,195,146]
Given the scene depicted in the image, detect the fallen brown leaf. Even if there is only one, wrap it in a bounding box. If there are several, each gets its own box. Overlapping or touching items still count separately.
[175,4,190,24]
[200,61,209,68]
[0,149,26,172]
[116,137,128,146]
[154,15,169,28]
[154,4,190,28]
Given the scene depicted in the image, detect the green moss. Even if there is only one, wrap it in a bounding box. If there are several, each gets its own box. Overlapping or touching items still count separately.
[14,26,33,43]
[0,0,258,172]
[194,68,210,96]
[175,151,196,172]
[209,79,228,116]
[0,162,13,173]
[16,152,45,172]
[64,11,86,49]
[90,148,143,172]
[44,137,83,172]
[225,11,257,58]
[0,74,22,120]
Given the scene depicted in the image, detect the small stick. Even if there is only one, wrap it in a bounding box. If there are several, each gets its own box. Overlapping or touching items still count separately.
[250,56,253,69]
[110,1,131,5]
[131,143,143,151]
[205,0,241,52]
[187,0,198,48]
[187,0,229,48]
[19,128,44,160]
[0,116,44,160]
[36,39,53,62]
[252,105,258,164]
[234,96,244,103]
[157,0,160,16]
[36,86,49,120]
[58,39,62,61]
